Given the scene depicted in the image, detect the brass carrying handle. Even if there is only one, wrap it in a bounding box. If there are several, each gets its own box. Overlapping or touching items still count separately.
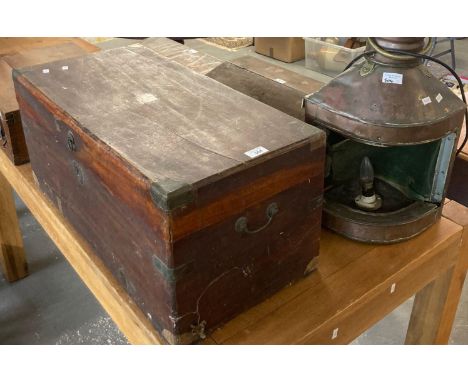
[367,37,434,61]
[235,203,279,234]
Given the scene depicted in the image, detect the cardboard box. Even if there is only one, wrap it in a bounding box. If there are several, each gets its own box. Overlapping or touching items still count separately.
[255,37,305,63]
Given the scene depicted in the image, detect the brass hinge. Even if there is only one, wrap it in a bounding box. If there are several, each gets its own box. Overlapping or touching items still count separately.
[191,320,207,340]
[360,60,376,77]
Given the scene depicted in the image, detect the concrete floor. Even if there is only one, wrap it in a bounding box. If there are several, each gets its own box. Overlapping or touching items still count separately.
[1,37,468,345]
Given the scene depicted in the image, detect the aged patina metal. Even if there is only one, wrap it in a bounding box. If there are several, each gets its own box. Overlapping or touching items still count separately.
[305,37,466,243]
[235,202,279,234]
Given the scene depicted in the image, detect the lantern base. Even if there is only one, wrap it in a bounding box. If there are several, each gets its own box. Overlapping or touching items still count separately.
[323,178,441,243]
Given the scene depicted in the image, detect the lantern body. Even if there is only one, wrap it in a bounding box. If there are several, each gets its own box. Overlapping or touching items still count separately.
[305,38,466,243]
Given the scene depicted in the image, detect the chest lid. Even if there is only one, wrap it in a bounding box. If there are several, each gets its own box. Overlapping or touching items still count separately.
[15,44,324,211]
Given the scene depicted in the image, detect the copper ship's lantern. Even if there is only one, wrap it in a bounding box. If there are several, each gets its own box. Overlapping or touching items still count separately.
[305,37,467,243]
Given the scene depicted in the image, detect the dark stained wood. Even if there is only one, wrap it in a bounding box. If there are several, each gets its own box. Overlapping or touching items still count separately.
[207,55,324,121]
[0,60,24,165]
[14,46,325,344]
[0,109,28,165]
[0,39,99,165]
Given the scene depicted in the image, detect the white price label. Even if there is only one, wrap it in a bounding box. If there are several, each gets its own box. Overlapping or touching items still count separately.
[382,72,403,85]
[422,96,432,105]
[436,93,443,103]
[42,68,50,74]
[274,78,286,84]
[332,328,339,340]
[244,146,269,158]
[136,93,158,104]
[62,65,69,71]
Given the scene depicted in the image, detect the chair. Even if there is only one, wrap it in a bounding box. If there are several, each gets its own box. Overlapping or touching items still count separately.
[426,37,460,70]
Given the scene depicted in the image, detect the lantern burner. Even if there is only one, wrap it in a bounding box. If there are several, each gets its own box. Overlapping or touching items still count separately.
[355,156,382,211]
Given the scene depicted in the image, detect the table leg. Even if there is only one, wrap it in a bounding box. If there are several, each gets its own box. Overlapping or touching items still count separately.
[405,201,468,344]
[405,264,466,344]
[0,170,28,282]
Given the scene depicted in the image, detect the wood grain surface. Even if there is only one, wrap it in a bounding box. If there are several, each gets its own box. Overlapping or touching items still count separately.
[0,170,28,282]
[405,200,468,344]
[16,44,321,186]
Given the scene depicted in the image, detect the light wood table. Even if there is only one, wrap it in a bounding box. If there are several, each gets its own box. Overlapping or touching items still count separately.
[1,147,468,344]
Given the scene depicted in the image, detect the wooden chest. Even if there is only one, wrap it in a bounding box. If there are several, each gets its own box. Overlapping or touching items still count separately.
[207,56,324,120]
[139,38,324,121]
[0,38,99,165]
[13,45,325,344]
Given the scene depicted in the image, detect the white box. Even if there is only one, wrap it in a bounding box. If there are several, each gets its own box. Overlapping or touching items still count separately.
[304,37,366,76]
